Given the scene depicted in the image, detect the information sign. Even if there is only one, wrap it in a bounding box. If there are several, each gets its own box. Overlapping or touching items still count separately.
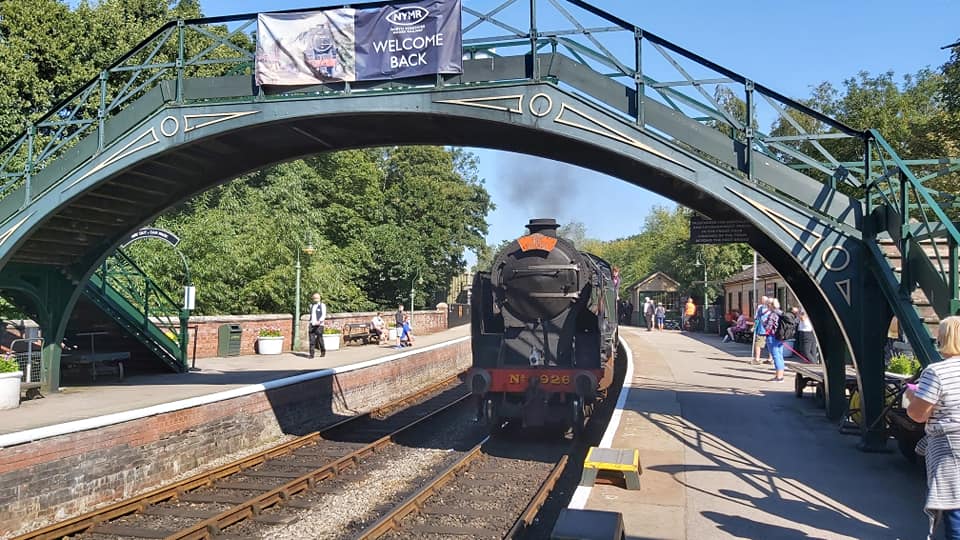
[689,216,752,244]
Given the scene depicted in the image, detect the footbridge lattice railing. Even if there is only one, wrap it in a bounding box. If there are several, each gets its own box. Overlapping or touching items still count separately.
[0,0,957,362]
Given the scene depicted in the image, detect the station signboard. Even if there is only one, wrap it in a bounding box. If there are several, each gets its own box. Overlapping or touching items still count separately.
[689,215,753,244]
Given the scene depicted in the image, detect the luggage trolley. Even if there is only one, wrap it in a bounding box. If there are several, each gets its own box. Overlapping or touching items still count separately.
[6,338,44,400]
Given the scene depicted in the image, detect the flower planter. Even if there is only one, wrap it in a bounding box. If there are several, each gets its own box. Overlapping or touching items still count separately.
[389,328,398,341]
[257,336,284,355]
[322,334,341,351]
[0,371,22,410]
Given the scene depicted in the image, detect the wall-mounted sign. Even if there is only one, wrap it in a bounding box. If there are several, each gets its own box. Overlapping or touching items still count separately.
[689,216,752,244]
[121,227,181,248]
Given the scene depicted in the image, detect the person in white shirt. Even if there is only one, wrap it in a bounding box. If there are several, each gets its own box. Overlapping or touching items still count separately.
[797,308,819,363]
[907,316,960,539]
[370,312,387,342]
[308,293,327,358]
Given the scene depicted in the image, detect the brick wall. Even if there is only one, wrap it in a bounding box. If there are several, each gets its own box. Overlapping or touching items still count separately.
[176,309,448,359]
[296,309,448,351]
[181,314,294,358]
[0,339,470,536]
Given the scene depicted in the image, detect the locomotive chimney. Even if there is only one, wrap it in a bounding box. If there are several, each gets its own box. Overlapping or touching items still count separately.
[526,218,560,237]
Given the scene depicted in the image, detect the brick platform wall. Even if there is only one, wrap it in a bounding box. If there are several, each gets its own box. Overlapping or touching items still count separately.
[0,339,470,536]
[177,310,448,359]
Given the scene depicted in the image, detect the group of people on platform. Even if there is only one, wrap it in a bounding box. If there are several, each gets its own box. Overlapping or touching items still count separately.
[305,294,416,357]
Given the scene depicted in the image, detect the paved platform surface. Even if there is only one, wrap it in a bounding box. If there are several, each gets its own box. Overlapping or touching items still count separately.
[0,326,468,436]
[581,326,927,540]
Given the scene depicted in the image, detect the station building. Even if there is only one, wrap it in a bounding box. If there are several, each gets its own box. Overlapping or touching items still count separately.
[720,261,799,316]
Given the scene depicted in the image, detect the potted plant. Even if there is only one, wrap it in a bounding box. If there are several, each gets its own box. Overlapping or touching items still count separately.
[322,326,341,352]
[257,328,285,355]
[0,355,22,410]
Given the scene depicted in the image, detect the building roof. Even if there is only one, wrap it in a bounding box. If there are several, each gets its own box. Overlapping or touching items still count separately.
[722,262,779,285]
[628,271,680,292]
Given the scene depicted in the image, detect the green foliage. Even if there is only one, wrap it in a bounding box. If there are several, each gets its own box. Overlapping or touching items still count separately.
[0,357,19,373]
[124,146,491,316]
[258,328,282,337]
[587,206,752,300]
[323,326,341,335]
[888,353,921,376]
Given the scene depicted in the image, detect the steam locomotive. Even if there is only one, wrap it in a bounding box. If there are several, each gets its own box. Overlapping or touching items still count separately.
[469,218,618,435]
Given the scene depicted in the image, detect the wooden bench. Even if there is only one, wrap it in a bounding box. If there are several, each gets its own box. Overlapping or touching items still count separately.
[342,323,380,346]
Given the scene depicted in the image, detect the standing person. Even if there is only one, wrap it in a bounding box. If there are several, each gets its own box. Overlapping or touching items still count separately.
[655,302,666,331]
[797,308,819,363]
[612,266,621,290]
[400,312,415,347]
[764,299,785,381]
[682,297,696,332]
[752,296,770,365]
[308,293,326,358]
[643,297,655,331]
[906,316,960,540]
[394,304,405,346]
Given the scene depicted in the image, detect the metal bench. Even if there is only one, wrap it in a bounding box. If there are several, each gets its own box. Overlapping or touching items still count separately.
[62,351,129,382]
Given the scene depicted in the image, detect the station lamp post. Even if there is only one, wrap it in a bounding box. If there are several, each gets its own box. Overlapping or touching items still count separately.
[409,268,423,312]
[293,239,316,351]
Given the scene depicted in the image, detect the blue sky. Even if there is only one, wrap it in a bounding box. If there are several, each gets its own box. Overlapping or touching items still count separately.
[198,0,960,248]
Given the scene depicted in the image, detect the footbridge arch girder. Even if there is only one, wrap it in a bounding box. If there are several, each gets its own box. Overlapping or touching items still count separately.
[0,80,884,444]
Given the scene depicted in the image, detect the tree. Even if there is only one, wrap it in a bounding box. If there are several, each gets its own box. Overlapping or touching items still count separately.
[126,146,492,315]
[587,206,752,300]
[942,40,960,147]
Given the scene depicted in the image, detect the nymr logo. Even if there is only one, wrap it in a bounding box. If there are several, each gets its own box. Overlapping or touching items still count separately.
[386,6,429,26]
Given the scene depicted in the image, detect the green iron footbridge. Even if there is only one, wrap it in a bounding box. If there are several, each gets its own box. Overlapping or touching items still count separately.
[0,0,958,450]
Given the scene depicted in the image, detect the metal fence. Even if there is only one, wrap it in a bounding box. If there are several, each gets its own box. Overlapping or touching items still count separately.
[7,338,43,384]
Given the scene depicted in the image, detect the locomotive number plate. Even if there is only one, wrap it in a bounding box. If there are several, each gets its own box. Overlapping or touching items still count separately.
[509,373,570,385]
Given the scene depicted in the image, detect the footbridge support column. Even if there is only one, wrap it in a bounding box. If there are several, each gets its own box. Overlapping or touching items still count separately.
[0,264,85,393]
[855,266,894,452]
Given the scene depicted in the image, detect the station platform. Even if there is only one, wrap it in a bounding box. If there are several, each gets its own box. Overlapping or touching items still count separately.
[0,325,469,440]
[572,327,927,539]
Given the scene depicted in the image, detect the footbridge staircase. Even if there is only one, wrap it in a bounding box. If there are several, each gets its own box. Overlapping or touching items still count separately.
[0,0,957,449]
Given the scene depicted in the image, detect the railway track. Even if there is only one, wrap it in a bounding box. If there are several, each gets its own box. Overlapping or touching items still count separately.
[16,374,470,540]
[357,436,571,540]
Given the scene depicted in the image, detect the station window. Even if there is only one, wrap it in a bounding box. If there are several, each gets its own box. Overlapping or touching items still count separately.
[738,291,743,313]
[748,290,754,312]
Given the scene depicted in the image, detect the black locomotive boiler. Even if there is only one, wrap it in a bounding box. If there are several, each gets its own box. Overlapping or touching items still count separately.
[469,218,618,435]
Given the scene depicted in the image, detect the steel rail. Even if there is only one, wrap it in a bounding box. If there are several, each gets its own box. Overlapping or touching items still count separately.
[504,454,570,538]
[355,437,490,539]
[14,373,467,540]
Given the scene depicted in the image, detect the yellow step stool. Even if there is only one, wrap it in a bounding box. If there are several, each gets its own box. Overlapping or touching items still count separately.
[580,447,641,490]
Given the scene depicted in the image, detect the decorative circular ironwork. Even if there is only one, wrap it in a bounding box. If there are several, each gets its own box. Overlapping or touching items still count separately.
[821,245,851,272]
[160,116,180,137]
[529,93,553,117]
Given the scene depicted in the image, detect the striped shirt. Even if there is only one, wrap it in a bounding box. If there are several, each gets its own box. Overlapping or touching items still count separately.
[914,356,960,513]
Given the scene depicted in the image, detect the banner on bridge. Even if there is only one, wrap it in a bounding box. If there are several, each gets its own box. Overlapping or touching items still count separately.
[256,0,462,86]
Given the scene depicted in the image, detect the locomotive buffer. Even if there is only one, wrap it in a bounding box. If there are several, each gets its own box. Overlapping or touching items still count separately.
[580,447,642,490]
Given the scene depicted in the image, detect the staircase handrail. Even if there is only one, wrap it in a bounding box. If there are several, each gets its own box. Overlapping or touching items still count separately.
[867,129,960,312]
[93,248,184,353]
